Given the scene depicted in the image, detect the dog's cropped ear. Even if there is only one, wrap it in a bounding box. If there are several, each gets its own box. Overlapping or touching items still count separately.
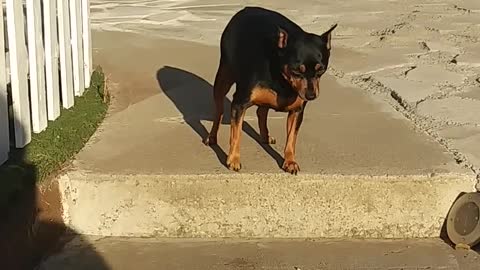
[319,23,337,50]
[278,27,288,49]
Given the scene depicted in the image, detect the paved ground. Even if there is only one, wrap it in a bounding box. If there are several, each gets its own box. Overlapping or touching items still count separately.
[89,0,480,181]
[40,237,480,270]
[41,0,480,268]
[82,31,463,176]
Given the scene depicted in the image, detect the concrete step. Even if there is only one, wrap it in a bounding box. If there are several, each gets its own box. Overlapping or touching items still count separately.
[59,172,474,238]
[39,237,480,270]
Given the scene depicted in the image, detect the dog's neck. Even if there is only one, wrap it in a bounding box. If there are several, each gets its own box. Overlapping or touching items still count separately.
[270,69,298,99]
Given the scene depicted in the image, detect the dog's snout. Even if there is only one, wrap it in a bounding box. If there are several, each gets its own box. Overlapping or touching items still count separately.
[305,91,316,100]
[304,80,317,100]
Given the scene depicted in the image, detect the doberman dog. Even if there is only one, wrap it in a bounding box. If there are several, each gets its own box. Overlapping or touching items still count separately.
[204,6,337,174]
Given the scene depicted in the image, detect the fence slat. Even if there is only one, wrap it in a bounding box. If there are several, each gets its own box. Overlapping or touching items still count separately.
[0,4,9,164]
[44,0,61,120]
[82,0,92,88]
[26,0,48,133]
[6,0,32,147]
[70,0,85,96]
[58,0,75,108]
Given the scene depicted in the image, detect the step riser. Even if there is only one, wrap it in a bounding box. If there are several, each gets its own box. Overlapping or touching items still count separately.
[59,172,475,238]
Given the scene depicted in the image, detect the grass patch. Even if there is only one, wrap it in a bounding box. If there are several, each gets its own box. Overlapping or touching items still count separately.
[0,67,109,209]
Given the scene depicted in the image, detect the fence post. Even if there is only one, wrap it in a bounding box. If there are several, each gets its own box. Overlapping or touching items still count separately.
[26,0,48,133]
[0,4,9,164]
[58,0,75,109]
[82,0,92,88]
[70,0,85,96]
[44,0,61,121]
[6,0,32,147]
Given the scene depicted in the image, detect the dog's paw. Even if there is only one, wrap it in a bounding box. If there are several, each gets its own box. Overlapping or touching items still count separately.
[204,135,217,146]
[261,136,276,145]
[282,160,300,175]
[227,155,242,172]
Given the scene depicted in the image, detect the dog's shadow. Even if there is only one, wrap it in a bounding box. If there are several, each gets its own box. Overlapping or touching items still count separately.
[156,66,283,168]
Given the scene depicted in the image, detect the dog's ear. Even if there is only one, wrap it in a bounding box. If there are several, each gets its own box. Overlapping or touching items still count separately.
[319,23,337,50]
[278,28,288,49]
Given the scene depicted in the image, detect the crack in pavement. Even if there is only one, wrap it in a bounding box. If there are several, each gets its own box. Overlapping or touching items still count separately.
[330,66,480,189]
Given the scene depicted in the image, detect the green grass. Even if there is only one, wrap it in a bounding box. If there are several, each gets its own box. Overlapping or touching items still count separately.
[0,67,109,209]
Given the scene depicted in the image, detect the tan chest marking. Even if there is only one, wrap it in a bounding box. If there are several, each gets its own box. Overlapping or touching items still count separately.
[250,86,304,112]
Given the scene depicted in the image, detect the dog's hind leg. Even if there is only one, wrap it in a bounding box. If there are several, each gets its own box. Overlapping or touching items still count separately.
[205,58,234,145]
[256,107,276,144]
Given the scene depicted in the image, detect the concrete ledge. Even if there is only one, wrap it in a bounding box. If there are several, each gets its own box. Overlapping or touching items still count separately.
[59,171,476,239]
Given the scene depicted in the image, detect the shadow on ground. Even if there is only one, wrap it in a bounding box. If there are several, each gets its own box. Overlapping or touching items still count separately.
[0,108,109,269]
[156,66,283,168]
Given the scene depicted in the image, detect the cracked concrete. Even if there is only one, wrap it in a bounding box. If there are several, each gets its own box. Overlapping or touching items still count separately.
[417,97,480,126]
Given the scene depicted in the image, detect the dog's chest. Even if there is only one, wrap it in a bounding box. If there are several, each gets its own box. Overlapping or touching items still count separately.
[250,86,304,112]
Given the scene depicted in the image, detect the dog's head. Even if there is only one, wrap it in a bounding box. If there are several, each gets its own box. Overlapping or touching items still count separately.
[277,24,337,101]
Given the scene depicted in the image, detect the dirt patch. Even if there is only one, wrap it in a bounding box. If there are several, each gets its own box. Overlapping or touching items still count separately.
[0,67,109,269]
[0,178,71,270]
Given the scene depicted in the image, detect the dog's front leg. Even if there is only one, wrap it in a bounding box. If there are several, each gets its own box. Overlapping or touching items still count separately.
[227,102,247,172]
[282,106,305,174]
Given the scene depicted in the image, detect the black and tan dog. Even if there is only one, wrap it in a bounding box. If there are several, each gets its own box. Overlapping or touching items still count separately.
[205,6,337,174]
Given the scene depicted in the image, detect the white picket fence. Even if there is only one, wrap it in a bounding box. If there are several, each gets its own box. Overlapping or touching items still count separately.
[0,0,92,165]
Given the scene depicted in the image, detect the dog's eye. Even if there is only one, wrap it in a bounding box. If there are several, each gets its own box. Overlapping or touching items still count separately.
[315,63,326,74]
[315,70,325,78]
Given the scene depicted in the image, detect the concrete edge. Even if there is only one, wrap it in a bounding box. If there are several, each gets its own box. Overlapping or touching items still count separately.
[57,170,477,238]
[61,170,476,183]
